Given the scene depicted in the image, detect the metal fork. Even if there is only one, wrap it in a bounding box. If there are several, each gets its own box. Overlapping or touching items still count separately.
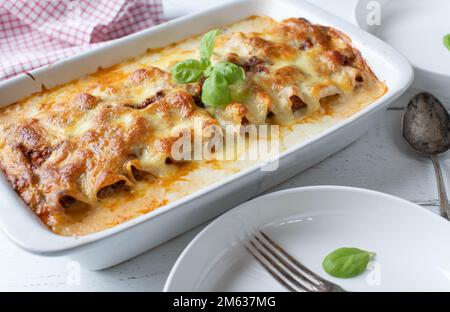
[245,231,346,292]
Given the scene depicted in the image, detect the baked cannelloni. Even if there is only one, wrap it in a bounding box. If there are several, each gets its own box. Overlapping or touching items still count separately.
[0,16,386,235]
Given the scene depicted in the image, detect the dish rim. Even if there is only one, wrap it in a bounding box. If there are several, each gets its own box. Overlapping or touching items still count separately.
[0,0,413,255]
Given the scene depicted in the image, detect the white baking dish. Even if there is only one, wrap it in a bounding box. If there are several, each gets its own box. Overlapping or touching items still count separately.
[0,0,413,269]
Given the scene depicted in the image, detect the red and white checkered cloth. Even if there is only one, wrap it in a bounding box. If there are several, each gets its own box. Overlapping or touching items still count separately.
[0,0,164,81]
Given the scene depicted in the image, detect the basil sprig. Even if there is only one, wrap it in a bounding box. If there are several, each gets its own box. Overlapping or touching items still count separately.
[201,71,231,107]
[209,61,245,85]
[171,28,245,107]
[200,28,221,65]
[171,59,207,83]
[322,247,375,279]
[444,34,450,52]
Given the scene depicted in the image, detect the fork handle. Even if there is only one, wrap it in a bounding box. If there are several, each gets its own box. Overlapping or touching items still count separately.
[431,155,450,220]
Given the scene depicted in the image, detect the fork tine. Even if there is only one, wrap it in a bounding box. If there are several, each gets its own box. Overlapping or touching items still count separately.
[244,245,298,292]
[253,235,320,291]
[259,231,327,287]
[248,240,308,292]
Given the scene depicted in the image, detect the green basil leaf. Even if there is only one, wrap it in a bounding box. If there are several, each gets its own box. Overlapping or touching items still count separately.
[171,59,206,84]
[211,62,245,85]
[203,65,215,78]
[201,72,231,107]
[200,28,221,63]
[322,247,375,279]
[444,34,450,51]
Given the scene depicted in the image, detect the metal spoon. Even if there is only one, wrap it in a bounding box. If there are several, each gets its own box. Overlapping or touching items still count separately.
[402,92,450,219]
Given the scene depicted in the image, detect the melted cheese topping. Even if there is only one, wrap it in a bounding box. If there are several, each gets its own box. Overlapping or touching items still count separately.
[0,16,386,236]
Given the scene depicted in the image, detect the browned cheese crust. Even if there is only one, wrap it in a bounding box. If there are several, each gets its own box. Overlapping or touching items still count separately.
[0,16,386,235]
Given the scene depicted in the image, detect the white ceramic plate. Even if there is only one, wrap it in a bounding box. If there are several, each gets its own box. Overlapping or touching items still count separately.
[164,186,450,292]
[354,0,450,98]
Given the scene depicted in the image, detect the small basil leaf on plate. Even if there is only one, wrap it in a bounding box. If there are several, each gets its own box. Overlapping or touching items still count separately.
[322,247,375,278]
[444,34,450,51]
[200,28,221,63]
[171,59,206,84]
[201,71,231,107]
[212,62,246,85]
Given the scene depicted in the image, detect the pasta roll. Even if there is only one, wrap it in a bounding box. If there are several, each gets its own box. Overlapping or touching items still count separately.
[92,171,133,200]
[124,159,157,182]
[54,190,91,214]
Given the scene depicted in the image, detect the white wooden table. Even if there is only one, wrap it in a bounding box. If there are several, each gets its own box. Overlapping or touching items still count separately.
[1,0,448,291]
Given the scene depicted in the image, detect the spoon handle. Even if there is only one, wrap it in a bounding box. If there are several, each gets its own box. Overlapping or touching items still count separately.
[431,155,450,220]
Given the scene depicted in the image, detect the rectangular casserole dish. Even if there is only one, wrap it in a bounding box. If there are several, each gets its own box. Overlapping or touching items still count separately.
[0,0,413,269]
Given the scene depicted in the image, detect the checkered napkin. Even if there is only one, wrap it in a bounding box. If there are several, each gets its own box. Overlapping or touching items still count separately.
[0,0,164,81]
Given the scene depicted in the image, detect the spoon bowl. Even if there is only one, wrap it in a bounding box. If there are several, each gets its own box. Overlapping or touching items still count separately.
[402,92,450,155]
[402,92,450,219]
